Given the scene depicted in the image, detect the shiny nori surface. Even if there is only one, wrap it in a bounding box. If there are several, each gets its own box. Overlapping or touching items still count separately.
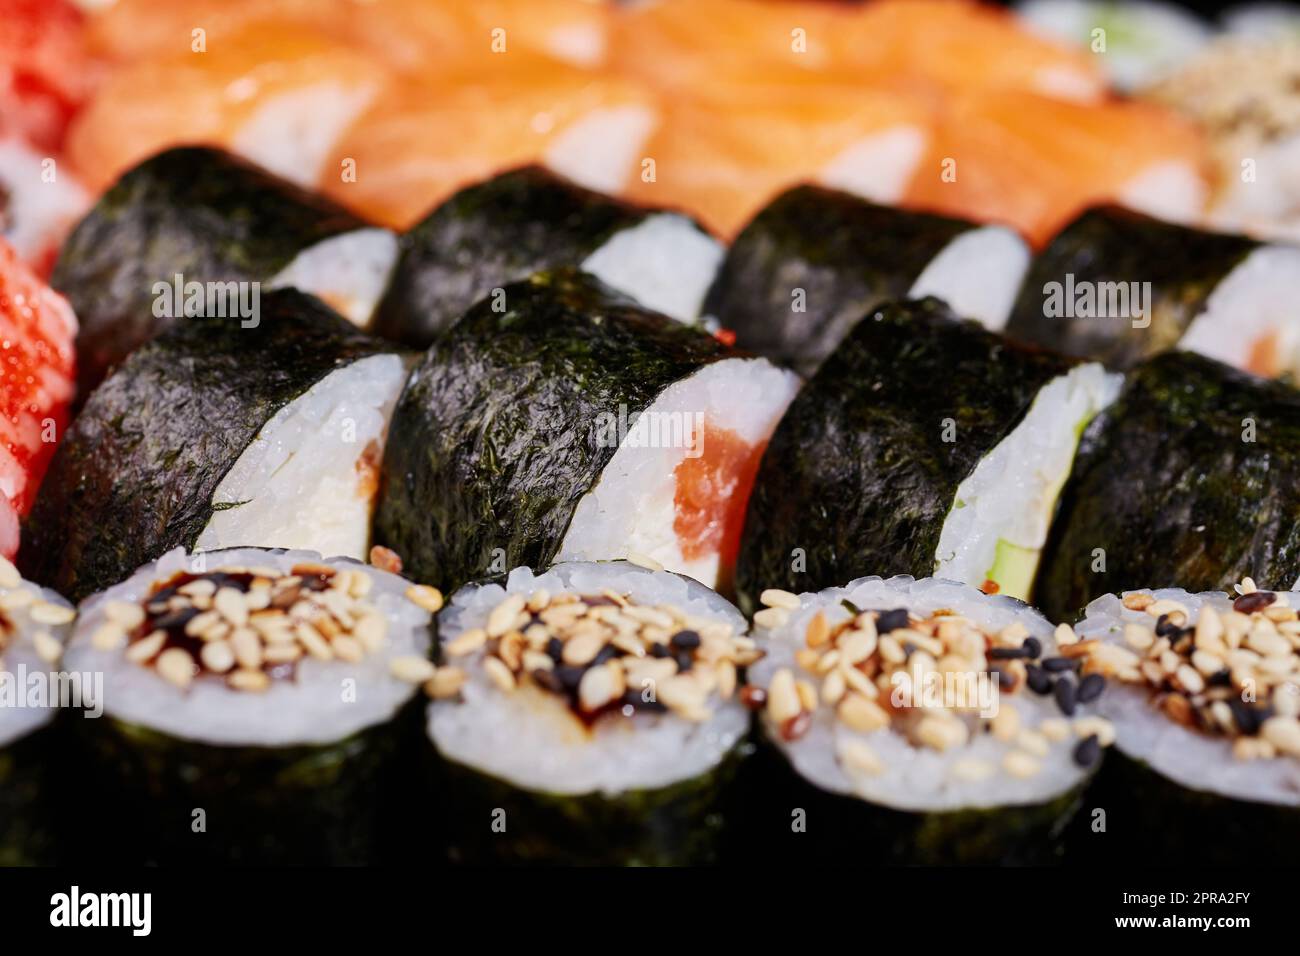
[702,185,976,376]
[52,146,370,393]
[69,705,419,865]
[374,269,729,592]
[433,743,742,866]
[734,298,1071,617]
[1034,350,1300,624]
[371,166,649,349]
[1004,206,1256,370]
[736,737,1083,865]
[19,290,390,603]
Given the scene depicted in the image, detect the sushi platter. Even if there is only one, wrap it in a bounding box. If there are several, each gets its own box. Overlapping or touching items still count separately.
[3,0,1300,876]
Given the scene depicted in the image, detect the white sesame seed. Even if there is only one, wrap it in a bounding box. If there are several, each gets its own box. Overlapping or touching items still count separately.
[446,627,487,657]
[424,666,468,699]
[213,587,249,627]
[124,630,166,664]
[91,621,127,651]
[200,640,236,674]
[1261,715,1300,757]
[156,648,196,689]
[1002,751,1041,779]
[228,669,270,692]
[483,656,517,692]
[752,607,790,630]
[29,601,74,626]
[32,631,61,665]
[837,738,884,777]
[104,601,145,630]
[759,588,801,610]
[486,594,526,639]
[405,584,444,614]
[390,655,437,683]
[625,551,664,572]
[766,668,802,723]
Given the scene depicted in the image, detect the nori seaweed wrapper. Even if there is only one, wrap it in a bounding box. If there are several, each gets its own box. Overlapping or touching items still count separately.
[734,737,1084,865]
[0,725,62,866]
[52,146,374,393]
[430,746,743,866]
[734,297,1071,617]
[702,185,977,376]
[19,289,394,603]
[1004,206,1257,370]
[67,703,422,866]
[371,166,653,349]
[1034,350,1300,624]
[374,268,730,592]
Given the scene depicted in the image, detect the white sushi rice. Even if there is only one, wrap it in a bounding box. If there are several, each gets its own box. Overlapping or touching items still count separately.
[0,136,90,268]
[0,570,75,748]
[64,547,431,747]
[1177,244,1300,378]
[268,227,400,328]
[935,362,1122,601]
[908,225,1032,333]
[1076,587,1300,806]
[428,560,748,796]
[197,353,408,562]
[751,575,1094,811]
[543,104,658,197]
[816,126,928,206]
[557,356,801,589]
[581,213,725,324]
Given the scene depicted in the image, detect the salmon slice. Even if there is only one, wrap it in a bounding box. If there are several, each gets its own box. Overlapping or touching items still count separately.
[66,22,392,192]
[0,240,76,557]
[87,0,610,73]
[325,61,660,229]
[840,0,1106,102]
[628,80,935,238]
[904,89,1209,246]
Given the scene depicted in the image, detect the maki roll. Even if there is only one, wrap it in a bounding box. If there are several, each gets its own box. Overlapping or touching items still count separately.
[21,290,410,603]
[371,166,725,349]
[735,298,1121,615]
[0,555,76,865]
[375,268,800,594]
[743,576,1108,864]
[1072,581,1300,864]
[407,559,756,865]
[1004,205,1300,377]
[703,185,1030,376]
[1035,350,1300,624]
[63,546,439,865]
[52,146,399,391]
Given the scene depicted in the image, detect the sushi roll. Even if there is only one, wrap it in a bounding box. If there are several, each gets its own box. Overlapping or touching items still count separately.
[374,268,800,594]
[1004,205,1300,378]
[1072,581,1300,864]
[62,546,439,865]
[52,146,399,392]
[1035,350,1300,624]
[0,239,77,560]
[371,166,724,349]
[703,185,1030,375]
[735,298,1121,615]
[407,559,755,865]
[1017,1,1211,91]
[20,289,410,603]
[0,554,76,865]
[743,575,1108,864]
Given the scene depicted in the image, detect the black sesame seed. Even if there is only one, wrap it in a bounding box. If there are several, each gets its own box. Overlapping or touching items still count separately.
[1054,677,1077,716]
[1026,664,1052,695]
[151,607,199,632]
[990,667,1014,689]
[650,643,673,659]
[1073,734,1101,768]
[532,669,564,693]
[1233,591,1276,614]
[592,644,620,666]
[876,608,910,633]
[675,652,695,672]
[1228,697,1262,735]
[1022,637,1042,659]
[555,665,585,691]
[902,641,917,658]
[1077,672,1106,703]
[1207,668,1233,688]
[990,646,1027,660]
[1041,656,1077,673]
[546,637,564,662]
[1154,614,1179,637]
[670,629,701,650]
